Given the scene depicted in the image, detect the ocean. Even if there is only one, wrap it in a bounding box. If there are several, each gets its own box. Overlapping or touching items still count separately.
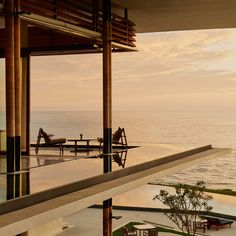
[0,110,236,190]
[29,110,236,191]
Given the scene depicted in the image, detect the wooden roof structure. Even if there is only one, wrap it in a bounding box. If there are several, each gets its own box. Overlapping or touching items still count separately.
[1,1,235,235]
[1,0,236,56]
[0,0,136,56]
[113,0,236,32]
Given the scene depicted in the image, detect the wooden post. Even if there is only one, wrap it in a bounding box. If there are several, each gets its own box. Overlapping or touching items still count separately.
[103,0,112,235]
[5,0,15,173]
[92,0,99,31]
[25,55,30,155]
[21,22,30,156]
[14,0,22,171]
[124,8,128,20]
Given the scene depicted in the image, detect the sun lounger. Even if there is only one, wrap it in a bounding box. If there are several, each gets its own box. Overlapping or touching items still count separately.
[35,128,66,155]
[202,215,234,231]
[98,127,128,148]
[122,226,137,236]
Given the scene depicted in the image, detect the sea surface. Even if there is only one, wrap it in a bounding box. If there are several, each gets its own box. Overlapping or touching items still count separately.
[1,110,236,190]
[29,110,236,191]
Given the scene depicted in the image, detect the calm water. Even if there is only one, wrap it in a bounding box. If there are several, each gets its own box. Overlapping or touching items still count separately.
[29,110,236,190]
[1,110,236,190]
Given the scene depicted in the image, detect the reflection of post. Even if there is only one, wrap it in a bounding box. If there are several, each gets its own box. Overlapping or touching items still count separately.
[6,169,30,235]
[6,174,14,200]
[7,171,30,200]
[0,130,6,151]
[22,171,30,196]
[103,0,112,235]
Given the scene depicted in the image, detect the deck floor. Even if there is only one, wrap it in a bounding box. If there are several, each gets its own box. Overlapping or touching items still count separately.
[0,143,234,236]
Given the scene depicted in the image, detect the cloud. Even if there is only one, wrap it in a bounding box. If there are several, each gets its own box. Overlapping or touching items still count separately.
[135,30,236,70]
[111,29,236,87]
[31,28,236,111]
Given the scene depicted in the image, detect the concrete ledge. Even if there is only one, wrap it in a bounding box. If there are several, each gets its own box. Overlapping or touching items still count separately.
[91,205,236,220]
[0,145,231,235]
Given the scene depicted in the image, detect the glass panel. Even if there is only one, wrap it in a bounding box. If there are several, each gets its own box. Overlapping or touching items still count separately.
[0,58,6,151]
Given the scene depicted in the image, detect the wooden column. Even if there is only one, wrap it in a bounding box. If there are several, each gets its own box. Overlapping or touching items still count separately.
[25,55,30,155]
[92,0,99,31]
[21,22,30,156]
[103,0,112,235]
[14,0,21,171]
[5,0,15,173]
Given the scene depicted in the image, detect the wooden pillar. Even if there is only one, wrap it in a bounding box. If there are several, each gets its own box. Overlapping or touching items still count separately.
[25,55,30,155]
[103,0,112,235]
[21,22,30,156]
[21,55,30,155]
[92,0,99,31]
[14,0,21,171]
[124,8,128,20]
[5,0,15,173]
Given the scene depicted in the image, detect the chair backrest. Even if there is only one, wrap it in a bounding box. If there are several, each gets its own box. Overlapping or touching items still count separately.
[39,128,51,144]
[112,127,123,144]
[122,227,128,236]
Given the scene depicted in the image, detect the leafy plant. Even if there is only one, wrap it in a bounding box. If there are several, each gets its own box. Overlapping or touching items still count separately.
[153,181,213,235]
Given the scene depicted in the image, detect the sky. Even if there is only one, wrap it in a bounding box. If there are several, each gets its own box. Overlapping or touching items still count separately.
[1,28,236,112]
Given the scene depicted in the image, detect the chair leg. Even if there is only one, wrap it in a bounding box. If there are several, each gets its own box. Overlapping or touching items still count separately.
[35,133,42,154]
[121,129,127,147]
[59,145,64,156]
[99,141,102,150]
[62,145,64,155]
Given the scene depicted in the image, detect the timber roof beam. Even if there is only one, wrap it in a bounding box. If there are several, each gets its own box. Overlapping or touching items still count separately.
[0,0,136,55]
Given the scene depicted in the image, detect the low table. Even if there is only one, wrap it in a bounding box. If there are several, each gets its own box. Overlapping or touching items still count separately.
[133,224,156,236]
[68,138,97,154]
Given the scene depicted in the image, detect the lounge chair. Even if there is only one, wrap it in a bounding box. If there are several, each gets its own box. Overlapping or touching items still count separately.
[98,127,128,148]
[122,227,137,236]
[192,217,207,233]
[35,128,66,155]
[202,215,234,231]
[144,230,158,236]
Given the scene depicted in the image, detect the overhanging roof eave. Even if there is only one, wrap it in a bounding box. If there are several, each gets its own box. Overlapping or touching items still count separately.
[112,0,236,33]
[20,13,102,41]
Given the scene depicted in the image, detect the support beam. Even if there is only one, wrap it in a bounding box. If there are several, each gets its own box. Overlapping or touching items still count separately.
[103,0,112,235]
[5,0,15,173]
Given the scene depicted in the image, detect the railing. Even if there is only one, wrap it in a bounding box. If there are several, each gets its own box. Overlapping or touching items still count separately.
[20,0,136,47]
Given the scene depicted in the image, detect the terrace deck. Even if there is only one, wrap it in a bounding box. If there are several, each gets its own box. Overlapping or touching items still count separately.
[0,144,230,235]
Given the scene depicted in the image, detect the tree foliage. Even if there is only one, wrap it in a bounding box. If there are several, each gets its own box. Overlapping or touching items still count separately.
[153,181,213,235]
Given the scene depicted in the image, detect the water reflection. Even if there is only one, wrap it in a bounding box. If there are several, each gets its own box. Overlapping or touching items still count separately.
[97,149,128,168]
[0,148,128,204]
[36,156,67,166]
[6,172,30,200]
[0,157,30,203]
[112,150,127,168]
